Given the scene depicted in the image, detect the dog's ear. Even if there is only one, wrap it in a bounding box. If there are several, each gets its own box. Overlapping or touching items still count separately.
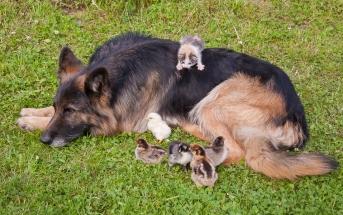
[58,47,84,81]
[85,67,111,106]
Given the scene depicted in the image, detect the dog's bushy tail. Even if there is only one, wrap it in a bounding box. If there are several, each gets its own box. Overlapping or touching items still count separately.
[244,136,339,180]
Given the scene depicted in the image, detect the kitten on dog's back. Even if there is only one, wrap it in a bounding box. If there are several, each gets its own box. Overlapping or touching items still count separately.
[176,35,205,71]
[180,35,204,49]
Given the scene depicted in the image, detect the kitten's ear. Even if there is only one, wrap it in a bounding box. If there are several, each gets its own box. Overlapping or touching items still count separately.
[180,35,187,43]
[193,35,201,41]
[58,47,84,82]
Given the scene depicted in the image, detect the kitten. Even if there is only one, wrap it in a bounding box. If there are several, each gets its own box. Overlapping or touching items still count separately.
[176,35,205,71]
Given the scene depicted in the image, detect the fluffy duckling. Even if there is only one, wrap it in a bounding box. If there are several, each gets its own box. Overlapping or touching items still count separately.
[204,136,227,167]
[135,138,167,164]
[189,144,218,188]
[146,112,171,143]
[168,141,193,173]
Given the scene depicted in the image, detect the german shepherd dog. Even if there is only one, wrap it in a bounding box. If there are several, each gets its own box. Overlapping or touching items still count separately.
[17,32,338,180]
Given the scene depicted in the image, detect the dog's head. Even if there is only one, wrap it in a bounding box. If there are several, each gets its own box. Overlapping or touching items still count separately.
[40,47,117,147]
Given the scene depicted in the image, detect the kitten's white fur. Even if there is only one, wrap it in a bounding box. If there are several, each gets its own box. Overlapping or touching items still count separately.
[176,35,205,71]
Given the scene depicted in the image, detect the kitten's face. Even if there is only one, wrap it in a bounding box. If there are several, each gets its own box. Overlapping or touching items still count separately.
[178,45,198,68]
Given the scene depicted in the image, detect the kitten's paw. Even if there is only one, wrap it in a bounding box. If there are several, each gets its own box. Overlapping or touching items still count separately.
[197,64,205,71]
[176,64,183,70]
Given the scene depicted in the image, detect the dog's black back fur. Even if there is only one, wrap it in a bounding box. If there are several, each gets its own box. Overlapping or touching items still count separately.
[87,32,307,137]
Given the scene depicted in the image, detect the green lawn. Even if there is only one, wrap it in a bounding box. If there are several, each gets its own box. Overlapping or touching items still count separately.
[1,0,343,214]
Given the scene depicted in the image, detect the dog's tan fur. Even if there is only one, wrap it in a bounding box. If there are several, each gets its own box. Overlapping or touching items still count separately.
[114,70,165,133]
[189,73,334,180]
[190,73,287,162]
[244,136,337,180]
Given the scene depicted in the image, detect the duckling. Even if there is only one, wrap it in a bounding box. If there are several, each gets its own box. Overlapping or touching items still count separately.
[204,136,227,167]
[189,144,218,188]
[168,141,193,173]
[146,112,171,143]
[135,138,167,164]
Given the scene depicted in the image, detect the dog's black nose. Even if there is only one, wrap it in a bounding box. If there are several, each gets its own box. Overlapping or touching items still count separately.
[40,133,52,144]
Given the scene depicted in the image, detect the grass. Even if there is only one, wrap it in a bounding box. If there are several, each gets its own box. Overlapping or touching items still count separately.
[1,0,343,214]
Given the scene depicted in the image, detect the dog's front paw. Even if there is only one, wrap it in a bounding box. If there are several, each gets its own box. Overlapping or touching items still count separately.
[20,108,39,117]
[19,106,54,117]
[16,116,51,132]
[16,117,36,132]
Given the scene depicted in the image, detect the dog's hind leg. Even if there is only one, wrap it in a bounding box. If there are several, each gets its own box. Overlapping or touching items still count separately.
[181,122,244,164]
[221,134,245,165]
[202,121,245,165]
[180,123,212,142]
[20,106,54,117]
